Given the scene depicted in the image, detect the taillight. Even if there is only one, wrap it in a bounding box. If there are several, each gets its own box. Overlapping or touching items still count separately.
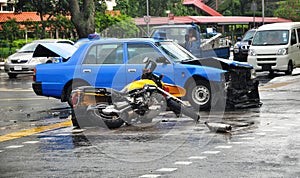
[71,91,81,108]
[33,67,36,82]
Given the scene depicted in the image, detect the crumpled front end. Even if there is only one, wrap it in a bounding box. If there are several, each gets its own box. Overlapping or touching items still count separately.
[224,68,262,109]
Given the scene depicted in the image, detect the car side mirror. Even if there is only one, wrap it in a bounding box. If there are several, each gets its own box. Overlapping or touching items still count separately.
[156,56,169,64]
[248,40,252,45]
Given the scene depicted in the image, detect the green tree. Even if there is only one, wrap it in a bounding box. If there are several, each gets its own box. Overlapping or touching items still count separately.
[2,19,22,51]
[68,0,95,38]
[15,0,70,38]
[274,0,300,22]
[95,13,139,38]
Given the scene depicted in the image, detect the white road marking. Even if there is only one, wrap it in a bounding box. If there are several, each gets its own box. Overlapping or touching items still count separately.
[188,156,207,160]
[255,132,266,136]
[5,145,24,149]
[215,145,232,149]
[23,141,40,144]
[240,137,255,140]
[202,150,220,154]
[0,150,4,152]
[174,161,192,165]
[156,168,177,172]
[56,133,71,136]
[261,129,276,132]
[272,126,285,129]
[139,174,161,178]
[229,142,246,144]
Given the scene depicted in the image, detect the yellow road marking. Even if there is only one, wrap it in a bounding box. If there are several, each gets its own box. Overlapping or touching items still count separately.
[0,120,72,142]
[259,81,296,91]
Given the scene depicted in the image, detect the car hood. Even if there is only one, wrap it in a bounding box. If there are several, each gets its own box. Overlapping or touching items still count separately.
[181,57,253,70]
[33,43,77,60]
[9,52,33,61]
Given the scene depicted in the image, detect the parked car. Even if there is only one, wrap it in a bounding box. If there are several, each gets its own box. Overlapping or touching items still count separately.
[233,29,257,62]
[248,22,300,75]
[4,39,74,78]
[32,38,261,111]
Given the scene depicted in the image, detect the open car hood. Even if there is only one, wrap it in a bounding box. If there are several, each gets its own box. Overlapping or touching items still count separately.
[181,57,253,70]
[33,43,77,60]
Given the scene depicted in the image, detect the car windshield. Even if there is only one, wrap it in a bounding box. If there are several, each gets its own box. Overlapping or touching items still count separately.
[242,30,256,42]
[252,30,289,46]
[156,41,197,62]
[18,43,39,53]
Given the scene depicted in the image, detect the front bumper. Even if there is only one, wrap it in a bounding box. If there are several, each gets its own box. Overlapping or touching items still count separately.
[4,63,35,74]
[225,69,262,109]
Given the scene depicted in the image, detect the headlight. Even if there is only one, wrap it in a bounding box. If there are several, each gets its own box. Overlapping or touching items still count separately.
[250,68,256,79]
[277,48,288,55]
[29,58,43,64]
[233,44,239,53]
[249,49,256,56]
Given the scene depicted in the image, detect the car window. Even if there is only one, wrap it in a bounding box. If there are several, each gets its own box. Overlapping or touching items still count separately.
[291,29,297,45]
[127,44,164,64]
[297,28,300,43]
[83,43,123,64]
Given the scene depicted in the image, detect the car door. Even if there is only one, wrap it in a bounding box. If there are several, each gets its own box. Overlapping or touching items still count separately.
[290,29,299,66]
[296,28,300,66]
[80,43,127,90]
[125,42,175,85]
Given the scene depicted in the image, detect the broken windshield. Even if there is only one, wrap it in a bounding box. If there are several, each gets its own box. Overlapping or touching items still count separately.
[156,41,197,62]
[252,30,289,46]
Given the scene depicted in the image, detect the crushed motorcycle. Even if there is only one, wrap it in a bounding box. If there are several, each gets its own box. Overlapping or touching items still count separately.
[71,57,200,129]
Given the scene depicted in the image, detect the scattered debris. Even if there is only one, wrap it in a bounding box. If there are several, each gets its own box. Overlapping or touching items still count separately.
[204,122,232,133]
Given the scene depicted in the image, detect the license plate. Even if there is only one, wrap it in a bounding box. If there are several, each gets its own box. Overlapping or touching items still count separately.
[14,66,22,71]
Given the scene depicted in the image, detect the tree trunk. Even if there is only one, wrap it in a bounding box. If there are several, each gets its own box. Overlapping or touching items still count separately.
[68,0,95,39]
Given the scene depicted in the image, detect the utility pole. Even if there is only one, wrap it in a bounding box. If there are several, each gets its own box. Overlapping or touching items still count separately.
[262,0,265,24]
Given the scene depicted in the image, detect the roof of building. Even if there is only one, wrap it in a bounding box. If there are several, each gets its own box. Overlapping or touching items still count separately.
[0,12,44,23]
[135,16,292,26]
[183,0,223,16]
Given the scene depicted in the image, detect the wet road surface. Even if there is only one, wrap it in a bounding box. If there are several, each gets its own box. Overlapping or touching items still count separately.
[0,70,300,177]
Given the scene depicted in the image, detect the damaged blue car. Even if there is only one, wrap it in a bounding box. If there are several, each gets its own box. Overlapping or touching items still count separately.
[32,38,261,111]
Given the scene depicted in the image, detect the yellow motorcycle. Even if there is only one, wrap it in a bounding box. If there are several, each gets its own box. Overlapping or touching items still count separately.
[71,57,200,129]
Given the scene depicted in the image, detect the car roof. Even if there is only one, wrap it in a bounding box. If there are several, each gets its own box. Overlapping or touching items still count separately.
[257,22,300,30]
[86,38,164,45]
[31,39,74,44]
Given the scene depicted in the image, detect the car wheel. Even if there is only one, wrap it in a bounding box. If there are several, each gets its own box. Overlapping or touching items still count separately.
[285,61,293,75]
[66,81,89,106]
[187,79,211,111]
[8,73,17,78]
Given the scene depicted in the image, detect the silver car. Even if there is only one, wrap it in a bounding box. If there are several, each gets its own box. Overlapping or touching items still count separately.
[4,39,74,78]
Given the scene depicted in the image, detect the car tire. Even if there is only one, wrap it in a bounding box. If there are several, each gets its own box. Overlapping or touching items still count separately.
[8,73,17,78]
[66,81,89,106]
[187,79,211,111]
[285,61,293,75]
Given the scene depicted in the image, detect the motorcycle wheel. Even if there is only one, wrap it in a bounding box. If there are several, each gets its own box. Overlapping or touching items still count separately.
[87,109,125,129]
[140,92,167,123]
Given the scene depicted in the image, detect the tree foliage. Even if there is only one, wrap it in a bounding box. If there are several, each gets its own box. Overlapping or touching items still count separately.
[114,0,198,17]
[68,0,95,38]
[274,0,300,22]
[95,13,139,38]
[1,19,22,50]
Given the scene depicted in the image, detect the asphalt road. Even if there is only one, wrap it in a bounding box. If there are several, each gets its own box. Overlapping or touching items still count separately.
[0,69,300,178]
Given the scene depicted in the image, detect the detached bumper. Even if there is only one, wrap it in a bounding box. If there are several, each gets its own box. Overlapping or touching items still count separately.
[32,82,43,96]
[226,80,262,109]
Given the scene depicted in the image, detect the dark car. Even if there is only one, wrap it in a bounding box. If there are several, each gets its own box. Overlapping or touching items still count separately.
[233,29,257,62]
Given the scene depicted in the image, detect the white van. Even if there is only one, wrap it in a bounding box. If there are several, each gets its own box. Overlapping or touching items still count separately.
[248,22,300,75]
